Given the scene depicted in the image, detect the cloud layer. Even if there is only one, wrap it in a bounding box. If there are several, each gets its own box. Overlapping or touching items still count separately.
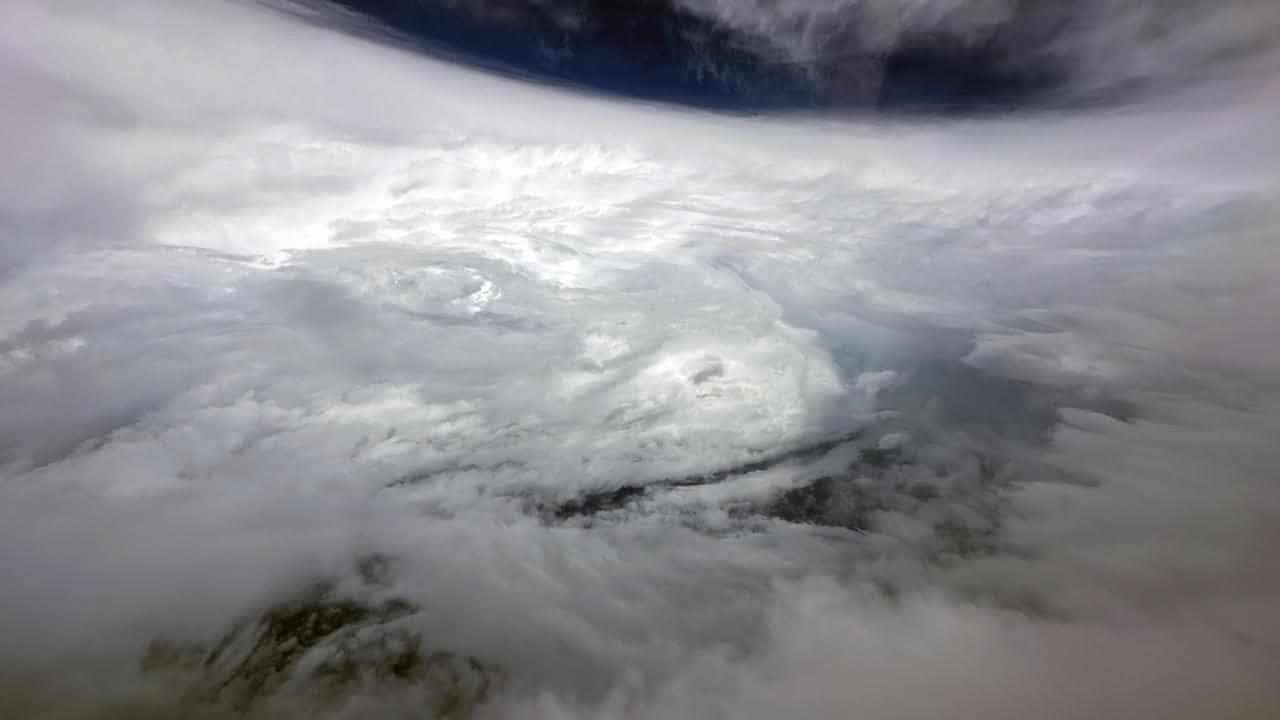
[1,1,1278,717]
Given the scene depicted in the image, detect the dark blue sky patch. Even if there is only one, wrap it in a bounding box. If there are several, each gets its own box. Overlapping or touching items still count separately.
[323,0,1060,113]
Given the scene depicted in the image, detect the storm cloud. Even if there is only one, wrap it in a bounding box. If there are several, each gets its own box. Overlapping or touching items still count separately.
[1,2,1278,718]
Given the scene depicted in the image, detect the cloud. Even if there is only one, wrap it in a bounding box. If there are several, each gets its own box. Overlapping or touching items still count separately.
[1,1,1277,718]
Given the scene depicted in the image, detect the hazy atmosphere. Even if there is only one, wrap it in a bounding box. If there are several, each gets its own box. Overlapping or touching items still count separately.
[2,1,1278,717]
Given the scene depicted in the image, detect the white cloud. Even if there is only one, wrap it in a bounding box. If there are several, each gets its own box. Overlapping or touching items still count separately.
[1,1,1277,718]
